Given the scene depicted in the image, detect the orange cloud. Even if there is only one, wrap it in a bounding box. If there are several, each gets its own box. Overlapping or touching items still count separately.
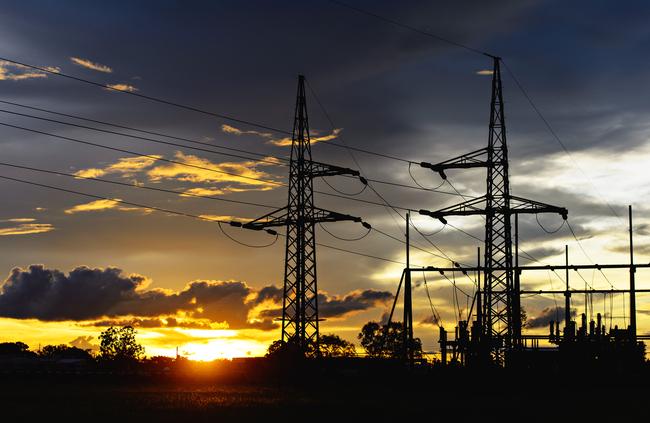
[221,124,273,139]
[70,57,113,73]
[268,128,343,147]
[0,223,54,236]
[147,152,279,188]
[64,199,151,215]
[106,83,138,92]
[0,61,51,81]
[74,155,161,178]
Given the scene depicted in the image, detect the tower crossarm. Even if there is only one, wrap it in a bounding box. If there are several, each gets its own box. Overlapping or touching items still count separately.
[239,206,289,230]
[509,195,567,219]
[241,206,362,230]
[419,195,488,223]
[420,147,489,179]
[309,160,361,179]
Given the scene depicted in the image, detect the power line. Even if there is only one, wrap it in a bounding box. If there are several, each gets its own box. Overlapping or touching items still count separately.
[0,56,291,135]
[0,120,435,211]
[0,171,411,265]
[326,0,493,57]
[0,100,288,163]
[501,60,624,225]
[0,121,285,187]
[0,173,234,224]
[0,57,421,166]
[0,161,280,209]
[0,100,462,196]
[0,108,286,166]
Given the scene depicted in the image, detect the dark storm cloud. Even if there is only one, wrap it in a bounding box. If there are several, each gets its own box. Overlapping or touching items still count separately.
[0,264,391,328]
[319,289,393,318]
[258,289,393,320]
[526,307,577,329]
[0,264,267,328]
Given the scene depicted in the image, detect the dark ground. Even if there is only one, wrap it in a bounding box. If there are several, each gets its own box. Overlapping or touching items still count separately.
[0,364,648,422]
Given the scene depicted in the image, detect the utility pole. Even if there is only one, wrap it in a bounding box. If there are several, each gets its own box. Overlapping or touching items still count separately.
[629,205,636,341]
[242,75,367,352]
[419,56,567,365]
[564,245,571,339]
[403,213,414,365]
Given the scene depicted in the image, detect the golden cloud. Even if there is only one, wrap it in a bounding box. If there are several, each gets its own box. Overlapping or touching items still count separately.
[198,214,244,222]
[75,155,161,179]
[0,223,54,236]
[106,83,138,92]
[476,69,494,75]
[220,124,272,139]
[69,57,113,73]
[64,199,151,215]
[0,61,50,81]
[268,128,343,147]
[147,151,279,188]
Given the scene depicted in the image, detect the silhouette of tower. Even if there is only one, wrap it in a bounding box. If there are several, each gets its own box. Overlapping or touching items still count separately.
[420,56,567,364]
[244,75,365,351]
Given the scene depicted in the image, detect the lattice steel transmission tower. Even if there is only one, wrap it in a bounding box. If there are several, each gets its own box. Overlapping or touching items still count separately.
[420,56,567,364]
[243,75,366,351]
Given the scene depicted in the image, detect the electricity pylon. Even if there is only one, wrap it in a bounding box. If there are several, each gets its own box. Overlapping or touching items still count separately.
[243,75,366,351]
[420,56,567,365]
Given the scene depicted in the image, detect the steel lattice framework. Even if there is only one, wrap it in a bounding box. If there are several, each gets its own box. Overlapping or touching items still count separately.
[244,75,363,350]
[420,57,567,364]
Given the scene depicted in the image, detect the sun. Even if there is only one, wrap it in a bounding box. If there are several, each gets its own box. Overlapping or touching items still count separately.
[142,328,270,361]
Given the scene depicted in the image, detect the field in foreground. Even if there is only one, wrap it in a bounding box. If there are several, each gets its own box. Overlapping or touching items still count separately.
[0,370,648,422]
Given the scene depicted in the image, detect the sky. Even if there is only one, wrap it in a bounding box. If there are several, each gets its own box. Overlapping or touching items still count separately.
[0,0,650,360]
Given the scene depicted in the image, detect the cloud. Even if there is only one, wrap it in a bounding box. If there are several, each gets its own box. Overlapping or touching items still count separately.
[419,314,441,326]
[0,60,50,81]
[86,317,214,330]
[476,69,494,75]
[105,83,138,92]
[526,307,577,329]
[0,219,54,236]
[147,151,279,188]
[70,57,112,73]
[198,214,244,222]
[64,198,138,215]
[268,128,343,147]
[257,289,393,321]
[75,156,161,179]
[0,265,391,331]
[221,124,272,139]
[69,336,99,352]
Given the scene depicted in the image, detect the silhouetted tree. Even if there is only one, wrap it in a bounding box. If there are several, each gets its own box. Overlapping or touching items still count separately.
[0,342,30,355]
[99,326,145,362]
[358,321,423,358]
[319,334,356,357]
[266,334,355,358]
[39,344,93,360]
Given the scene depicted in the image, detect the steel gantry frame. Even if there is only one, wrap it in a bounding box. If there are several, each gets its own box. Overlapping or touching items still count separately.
[420,56,567,364]
[243,75,365,352]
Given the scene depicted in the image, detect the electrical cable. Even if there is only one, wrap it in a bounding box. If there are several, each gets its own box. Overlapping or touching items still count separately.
[0,56,291,135]
[326,0,494,57]
[319,176,368,196]
[0,171,413,264]
[318,222,371,241]
[0,99,464,195]
[501,60,624,225]
[408,162,445,190]
[218,222,279,248]
[536,213,566,234]
[0,108,286,166]
[0,161,279,209]
[0,121,285,187]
